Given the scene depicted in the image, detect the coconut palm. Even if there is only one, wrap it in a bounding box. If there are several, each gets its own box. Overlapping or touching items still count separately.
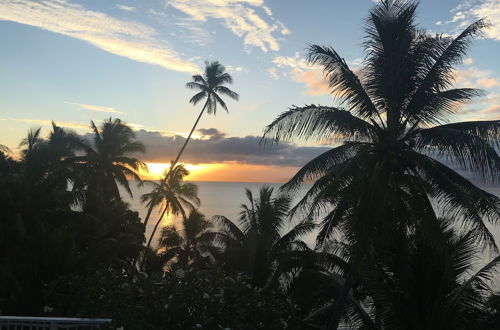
[155,210,217,269]
[0,144,10,154]
[0,144,11,172]
[72,118,146,202]
[213,186,317,287]
[263,1,500,327]
[19,127,42,157]
[364,217,500,330]
[170,61,239,170]
[144,163,200,249]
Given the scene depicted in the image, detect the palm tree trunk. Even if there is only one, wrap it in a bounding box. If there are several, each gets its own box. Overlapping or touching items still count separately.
[327,266,357,330]
[146,206,169,249]
[143,203,154,228]
[169,99,209,172]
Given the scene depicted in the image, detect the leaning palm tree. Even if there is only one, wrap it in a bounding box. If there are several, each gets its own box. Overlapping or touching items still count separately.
[263,1,499,328]
[170,61,239,170]
[72,118,146,202]
[213,186,316,288]
[155,210,217,269]
[144,163,200,249]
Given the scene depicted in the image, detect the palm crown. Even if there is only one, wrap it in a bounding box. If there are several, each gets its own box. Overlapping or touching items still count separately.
[143,163,200,248]
[213,186,316,287]
[156,210,216,268]
[169,61,239,171]
[186,61,239,115]
[264,0,500,253]
[73,118,146,202]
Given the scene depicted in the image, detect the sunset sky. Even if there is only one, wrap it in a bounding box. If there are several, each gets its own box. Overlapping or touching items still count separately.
[1,0,499,182]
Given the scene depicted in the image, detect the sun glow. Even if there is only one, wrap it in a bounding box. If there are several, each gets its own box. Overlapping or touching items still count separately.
[161,211,174,227]
[142,162,223,180]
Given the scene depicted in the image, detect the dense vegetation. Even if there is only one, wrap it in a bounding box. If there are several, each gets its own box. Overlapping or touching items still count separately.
[1,1,499,329]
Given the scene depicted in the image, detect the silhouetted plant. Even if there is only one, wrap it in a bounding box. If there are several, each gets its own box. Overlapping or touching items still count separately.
[263,0,499,327]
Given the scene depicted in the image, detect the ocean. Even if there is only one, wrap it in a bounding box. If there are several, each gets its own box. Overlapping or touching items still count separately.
[123,181,500,257]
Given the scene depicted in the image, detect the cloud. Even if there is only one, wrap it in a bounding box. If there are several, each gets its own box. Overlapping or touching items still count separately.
[120,128,330,167]
[452,66,500,89]
[0,0,199,73]
[226,64,248,73]
[269,53,331,95]
[444,0,500,40]
[463,57,474,65]
[461,104,500,121]
[116,4,136,12]
[476,78,500,88]
[292,70,330,96]
[175,19,212,45]
[167,0,288,52]
[0,117,91,130]
[65,101,124,114]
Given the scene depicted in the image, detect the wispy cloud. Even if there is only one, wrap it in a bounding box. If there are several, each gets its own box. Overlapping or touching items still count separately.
[65,101,124,115]
[442,0,500,40]
[0,116,195,138]
[0,117,91,130]
[175,19,212,45]
[167,0,289,52]
[0,0,199,73]
[116,4,136,12]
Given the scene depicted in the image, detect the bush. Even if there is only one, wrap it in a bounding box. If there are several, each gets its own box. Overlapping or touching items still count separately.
[45,267,308,329]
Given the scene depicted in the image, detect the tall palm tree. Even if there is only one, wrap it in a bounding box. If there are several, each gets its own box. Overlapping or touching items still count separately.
[144,163,200,249]
[155,210,217,269]
[72,118,146,202]
[171,61,239,170]
[263,1,500,327]
[213,186,316,287]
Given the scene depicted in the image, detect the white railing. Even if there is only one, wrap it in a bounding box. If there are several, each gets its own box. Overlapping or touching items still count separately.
[0,316,112,329]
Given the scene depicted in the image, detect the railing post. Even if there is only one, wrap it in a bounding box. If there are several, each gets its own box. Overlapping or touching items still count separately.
[49,320,57,330]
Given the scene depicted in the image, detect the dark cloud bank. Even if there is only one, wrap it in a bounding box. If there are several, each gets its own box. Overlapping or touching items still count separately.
[131,128,330,167]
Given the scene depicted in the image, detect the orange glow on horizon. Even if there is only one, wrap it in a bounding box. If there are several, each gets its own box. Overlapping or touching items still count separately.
[141,162,299,183]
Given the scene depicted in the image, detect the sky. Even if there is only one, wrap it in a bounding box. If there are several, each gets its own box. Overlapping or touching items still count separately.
[1,0,499,182]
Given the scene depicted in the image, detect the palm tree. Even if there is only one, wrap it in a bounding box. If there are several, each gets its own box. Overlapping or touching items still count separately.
[262,1,500,327]
[171,61,239,170]
[0,144,10,154]
[72,118,146,202]
[213,186,316,287]
[364,217,500,329]
[144,163,200,249]
[155,210,217,269]
[19,127,42,157]
[0,144,11,172]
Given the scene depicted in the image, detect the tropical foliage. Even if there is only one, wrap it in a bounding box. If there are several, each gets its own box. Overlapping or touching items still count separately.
[154,210,217,269]
[262,0,500,327]
[1,3,499,329]
[170,61,239,170]
[213,186,317,288]
[141,163,200,248]
[0,120,144,314]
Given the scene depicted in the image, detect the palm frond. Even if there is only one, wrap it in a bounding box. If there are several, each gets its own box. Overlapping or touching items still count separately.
[281,142,370,192]
[307,44,379,120]
[262,105,375,145]
[214,86,239,101]
[413,126,500,182]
